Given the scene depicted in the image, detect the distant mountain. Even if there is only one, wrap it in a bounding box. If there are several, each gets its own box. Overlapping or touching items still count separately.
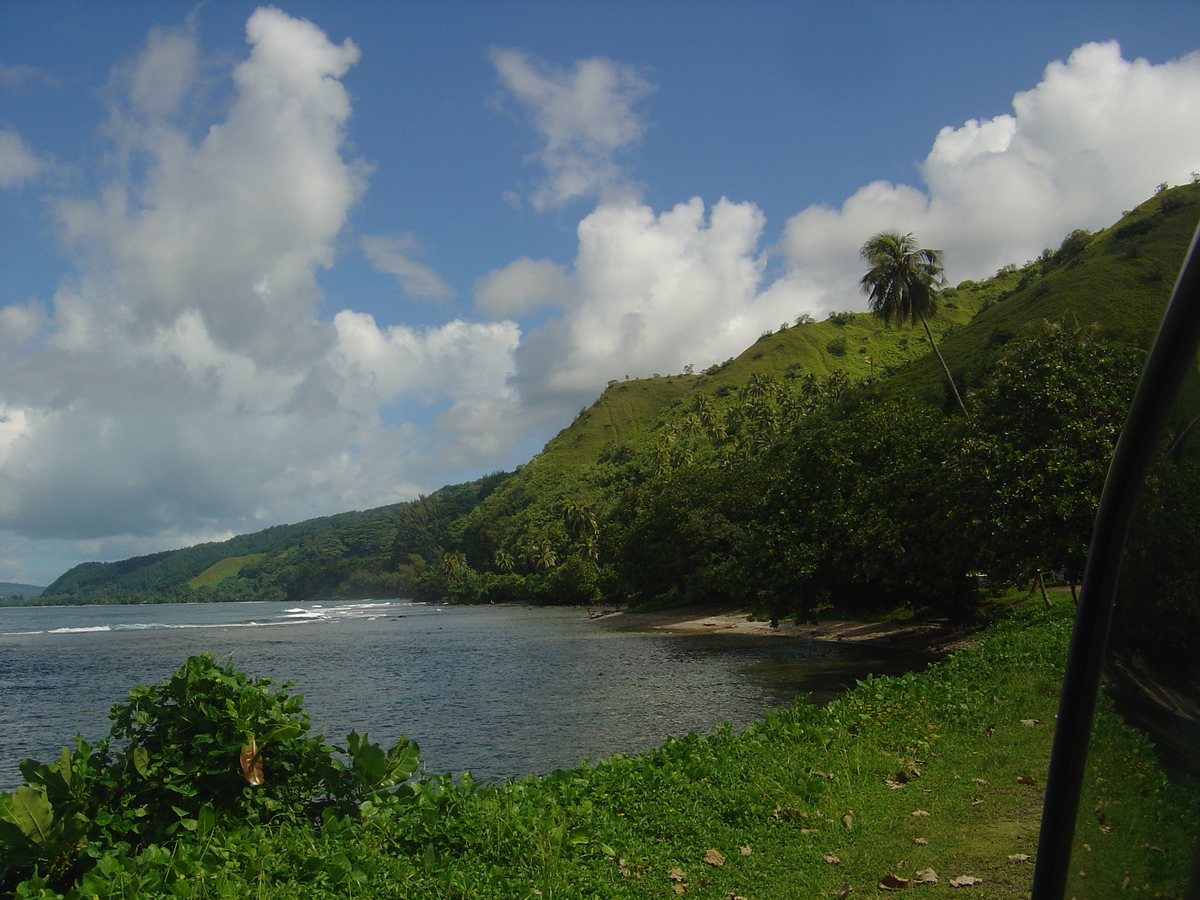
[0,583,45,600]
[36,183,1200,610]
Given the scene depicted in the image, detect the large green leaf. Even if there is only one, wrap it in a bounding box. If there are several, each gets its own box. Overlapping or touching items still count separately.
[0,786,54,845]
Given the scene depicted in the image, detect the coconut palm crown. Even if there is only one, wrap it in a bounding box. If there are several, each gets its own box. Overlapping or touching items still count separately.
[859,231,945,326]
[859,230,971,421]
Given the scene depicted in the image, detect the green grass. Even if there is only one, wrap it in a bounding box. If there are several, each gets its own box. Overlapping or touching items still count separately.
[43,597,1197,899]
[186,553,267,588]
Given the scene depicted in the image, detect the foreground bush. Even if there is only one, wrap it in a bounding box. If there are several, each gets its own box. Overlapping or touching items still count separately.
[0,653,417,894]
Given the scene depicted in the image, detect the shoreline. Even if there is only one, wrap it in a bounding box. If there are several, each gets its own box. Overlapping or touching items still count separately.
[588,604,985,654]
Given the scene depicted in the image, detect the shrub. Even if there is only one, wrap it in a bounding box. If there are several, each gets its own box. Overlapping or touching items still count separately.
[0,654,419,894]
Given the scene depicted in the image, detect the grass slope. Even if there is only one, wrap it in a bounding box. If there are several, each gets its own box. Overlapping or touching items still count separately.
[186,553,268,589]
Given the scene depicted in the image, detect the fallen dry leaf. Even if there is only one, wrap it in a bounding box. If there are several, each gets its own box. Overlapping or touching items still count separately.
[1008,854,1031,863]
[824,852,841,865]
[836,884,853,899]
[672,885,687,895]
[915,869,938,884]
[800,828,817,835]
[704,849,726,867]
[668,868,686,882]
[842,812,854,830]
[911,810,931,817]
[885,778,904,790]
[739,845,752,856]
[949,875,982,887]
[971,797,983,806]
[725,894,748,900]
[913,838,928,846]
[877,873,911,890]
[970,778,989,785]
[1017,775,1038,786]
[1020,719,1043,726]
[775,805,808,821]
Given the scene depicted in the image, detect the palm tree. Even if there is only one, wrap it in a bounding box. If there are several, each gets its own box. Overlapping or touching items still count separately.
[859,231,970,421]
[531,539,557,572]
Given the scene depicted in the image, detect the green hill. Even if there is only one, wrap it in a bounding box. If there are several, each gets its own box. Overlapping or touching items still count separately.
[0,582,44,601]
[35,183,1200,611]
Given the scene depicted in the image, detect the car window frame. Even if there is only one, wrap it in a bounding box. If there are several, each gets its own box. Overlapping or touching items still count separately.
[1032,221,1200,898]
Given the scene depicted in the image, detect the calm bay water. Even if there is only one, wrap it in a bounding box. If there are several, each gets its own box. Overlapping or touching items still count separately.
[0,600,934,790]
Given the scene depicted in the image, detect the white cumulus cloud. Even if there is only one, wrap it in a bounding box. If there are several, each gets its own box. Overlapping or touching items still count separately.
[490,48,653,210]
[475,257,573,318]
[780,41,1200,307]
[511,195,780,408]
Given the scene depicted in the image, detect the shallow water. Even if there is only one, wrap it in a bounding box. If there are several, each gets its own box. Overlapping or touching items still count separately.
[0,600,935,789]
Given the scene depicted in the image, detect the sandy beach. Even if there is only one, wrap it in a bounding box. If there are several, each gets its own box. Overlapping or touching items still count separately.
[588,604,984,654]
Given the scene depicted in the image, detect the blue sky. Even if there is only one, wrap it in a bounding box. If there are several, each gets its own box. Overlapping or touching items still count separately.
[2,1,1199,586]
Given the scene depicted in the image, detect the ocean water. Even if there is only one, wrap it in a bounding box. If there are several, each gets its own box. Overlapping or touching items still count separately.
[0,600,933,790]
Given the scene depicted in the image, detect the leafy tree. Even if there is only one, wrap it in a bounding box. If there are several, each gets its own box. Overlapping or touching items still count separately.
[767,398,976,619]
[860,231,970,421]
[956,322,1142,591]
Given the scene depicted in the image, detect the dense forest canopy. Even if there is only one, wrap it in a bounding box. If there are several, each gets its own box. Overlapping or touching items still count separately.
[26,183,1200,622]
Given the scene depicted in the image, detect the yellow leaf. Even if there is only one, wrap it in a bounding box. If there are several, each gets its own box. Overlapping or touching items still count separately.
[240,738,264,786]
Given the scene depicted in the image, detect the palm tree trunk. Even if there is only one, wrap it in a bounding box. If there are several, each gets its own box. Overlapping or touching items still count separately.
[919,314,972,423]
